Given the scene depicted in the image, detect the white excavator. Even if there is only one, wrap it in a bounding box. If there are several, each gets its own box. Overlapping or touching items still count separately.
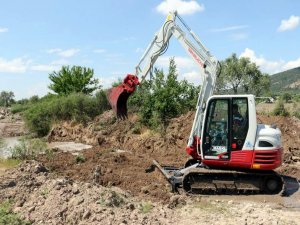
[108,11,284,194]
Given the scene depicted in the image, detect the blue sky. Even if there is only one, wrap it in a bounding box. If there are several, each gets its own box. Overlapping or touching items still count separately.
[0,0,299,99]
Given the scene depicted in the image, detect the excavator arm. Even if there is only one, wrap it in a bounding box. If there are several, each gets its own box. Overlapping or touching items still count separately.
[108,11,220,147]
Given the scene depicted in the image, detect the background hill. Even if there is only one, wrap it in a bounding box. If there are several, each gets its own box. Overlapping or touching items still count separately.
[270,67,300,94]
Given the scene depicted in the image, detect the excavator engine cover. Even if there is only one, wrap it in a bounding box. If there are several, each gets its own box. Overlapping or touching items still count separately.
[107,74,139,118]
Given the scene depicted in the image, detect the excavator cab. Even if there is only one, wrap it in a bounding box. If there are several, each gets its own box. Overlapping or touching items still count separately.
[201,96,249,161]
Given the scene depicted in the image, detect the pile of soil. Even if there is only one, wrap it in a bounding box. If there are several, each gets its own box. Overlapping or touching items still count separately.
[0,161,179,225]
[41,111,300,202]
[43,111,193,202]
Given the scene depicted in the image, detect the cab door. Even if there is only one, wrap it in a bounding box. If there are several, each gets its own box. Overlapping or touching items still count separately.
[201,98,230,160]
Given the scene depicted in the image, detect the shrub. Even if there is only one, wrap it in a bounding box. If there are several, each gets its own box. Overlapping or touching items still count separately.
[282,93,292,103]
[0,137,4,148]
[139,202,153,214]
[11,104,31,114]
[293,111,300,119]
[75,155,86,163]
[0,201,31,225]
[272,100,289,116]
[11,138,48,160]
[129,58,198,131]
[24,93,107,137]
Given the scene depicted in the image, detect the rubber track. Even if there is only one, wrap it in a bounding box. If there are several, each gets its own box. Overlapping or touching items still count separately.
[182,168,284,195]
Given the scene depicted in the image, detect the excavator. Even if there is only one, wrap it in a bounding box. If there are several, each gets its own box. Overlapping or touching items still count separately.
[107,11,284,194]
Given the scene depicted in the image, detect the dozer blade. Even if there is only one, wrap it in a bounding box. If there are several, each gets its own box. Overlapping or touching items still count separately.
[107,74,139,119]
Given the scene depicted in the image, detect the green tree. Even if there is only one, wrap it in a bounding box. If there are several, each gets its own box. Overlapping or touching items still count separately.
[0,91,15,107]
[29,95,39,103]
[135,58,198,131]
[49,66,100,95]
[216,54,270,95]
[282,93,292,103]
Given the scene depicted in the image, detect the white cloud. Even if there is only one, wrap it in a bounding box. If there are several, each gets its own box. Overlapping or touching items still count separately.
[93,49,106,53]
[239,48,300,74]
[282,57,300,71]
[211,25,248,32]
[46,48,80,57]
[182,70,202,84]
[156,56,204,84]
[156,0,204,15]
[30,59,69,72]
[46,48,62,54]
[58,48,80,58]
[51,59,69,65]
[30,64,59,72]
[0,57,31,73]
[277,15,300,32]
[0,27,8,33]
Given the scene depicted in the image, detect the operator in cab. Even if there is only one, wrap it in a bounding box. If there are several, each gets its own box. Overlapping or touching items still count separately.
[232,104,244,138]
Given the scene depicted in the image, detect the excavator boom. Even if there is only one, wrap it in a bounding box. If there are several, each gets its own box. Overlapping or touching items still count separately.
[107,11,218,124]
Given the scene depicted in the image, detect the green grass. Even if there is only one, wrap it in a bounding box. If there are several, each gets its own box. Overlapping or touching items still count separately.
[0,158,21,169]
[139,202,153,214]
[75,155,86,163]
[0,201,31,225]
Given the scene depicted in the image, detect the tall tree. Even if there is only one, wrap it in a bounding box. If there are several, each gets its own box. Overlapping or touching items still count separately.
[49,66,100,95]
[215,54,270,95]
[0,91,15,107]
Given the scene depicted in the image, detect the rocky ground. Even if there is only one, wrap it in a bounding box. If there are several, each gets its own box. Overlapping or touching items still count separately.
[1,109,300,224]
[1,161,299,225]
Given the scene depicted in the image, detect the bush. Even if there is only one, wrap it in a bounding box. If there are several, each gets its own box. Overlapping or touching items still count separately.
[272,100,289,116]
[293,111,300,119]
[0,137,4,148]
[75,155,86,163]
[128,58,198,131]
[139,202,153,214]
[282,93,292,103]
[11,104,31,114]
[24,93,107,137]
[0,201,31,225]
[11,138,48,160]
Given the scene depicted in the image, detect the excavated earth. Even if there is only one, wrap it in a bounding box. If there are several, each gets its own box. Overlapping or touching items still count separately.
[1,109,300,224]
[44,110,300,199]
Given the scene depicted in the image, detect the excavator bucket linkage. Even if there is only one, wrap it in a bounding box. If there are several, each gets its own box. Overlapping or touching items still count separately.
[107,74,139,119]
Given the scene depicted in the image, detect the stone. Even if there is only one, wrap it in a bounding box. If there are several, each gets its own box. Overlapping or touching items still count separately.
[82,209,91,219]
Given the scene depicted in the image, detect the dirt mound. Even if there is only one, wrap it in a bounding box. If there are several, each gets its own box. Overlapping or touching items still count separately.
[0,161,180,225]
[42,111,195,202]
[42,111,300,202]
[1,161,299,225]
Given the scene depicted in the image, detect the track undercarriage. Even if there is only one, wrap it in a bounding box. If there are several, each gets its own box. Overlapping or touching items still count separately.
[150,160,284,195]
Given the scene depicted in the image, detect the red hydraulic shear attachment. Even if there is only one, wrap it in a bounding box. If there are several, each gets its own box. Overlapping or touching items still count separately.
[107,74,139,119]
